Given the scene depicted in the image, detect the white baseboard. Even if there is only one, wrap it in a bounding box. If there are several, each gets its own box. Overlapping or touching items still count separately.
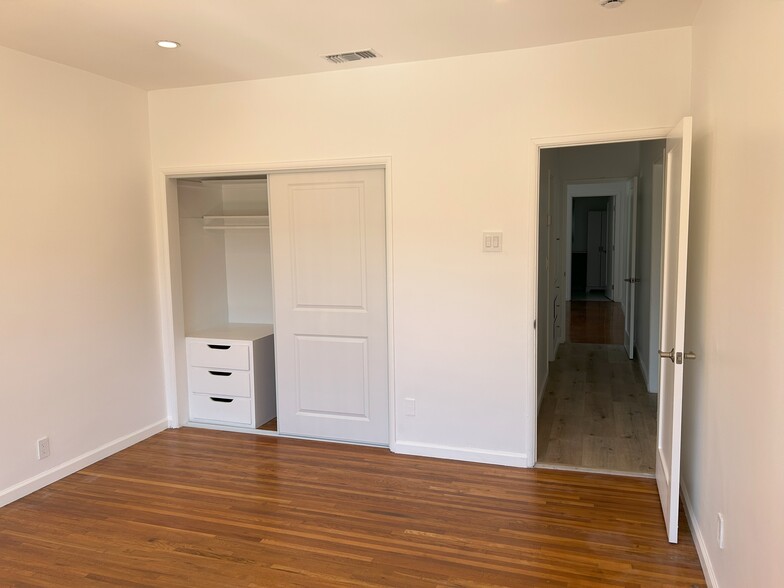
[0,418,169,508]
[681,483,719,588]
[392,440,528,468]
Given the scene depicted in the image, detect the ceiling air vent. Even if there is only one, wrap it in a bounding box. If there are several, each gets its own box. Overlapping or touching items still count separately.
[322,49,380,64]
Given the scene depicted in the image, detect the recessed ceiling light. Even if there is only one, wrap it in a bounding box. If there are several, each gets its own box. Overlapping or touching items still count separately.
[157,40,180,49]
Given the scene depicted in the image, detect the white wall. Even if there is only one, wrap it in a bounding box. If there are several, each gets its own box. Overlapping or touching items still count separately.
[222,182,273,325]
[558,142,641,183]
[683,0,784,585]
[0,47,167,503]
[537,148,560,406]
[149,28,692,465]
[635,140,665,392]
[177,181,229,333]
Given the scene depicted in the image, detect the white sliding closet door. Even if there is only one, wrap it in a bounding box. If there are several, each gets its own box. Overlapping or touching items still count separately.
[269,168,388,445]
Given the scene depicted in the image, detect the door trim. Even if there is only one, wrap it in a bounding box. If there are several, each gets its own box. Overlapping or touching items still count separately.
[153,156,396,449]
[529,127,671,467]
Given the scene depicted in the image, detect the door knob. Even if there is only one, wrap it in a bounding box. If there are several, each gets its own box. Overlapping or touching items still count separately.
[659,349,697,364]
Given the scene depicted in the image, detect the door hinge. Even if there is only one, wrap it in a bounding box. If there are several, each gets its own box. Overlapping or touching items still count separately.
[533,320,537,330]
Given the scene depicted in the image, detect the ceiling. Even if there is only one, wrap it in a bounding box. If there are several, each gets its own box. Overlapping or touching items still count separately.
[0,0,702,90]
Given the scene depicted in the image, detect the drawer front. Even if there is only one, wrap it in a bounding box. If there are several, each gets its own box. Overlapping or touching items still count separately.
[190,394,252,426]
[188,367,251,398]
[187,340,250,370]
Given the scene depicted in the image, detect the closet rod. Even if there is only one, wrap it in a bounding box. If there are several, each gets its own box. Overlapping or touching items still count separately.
[203,226,270,231]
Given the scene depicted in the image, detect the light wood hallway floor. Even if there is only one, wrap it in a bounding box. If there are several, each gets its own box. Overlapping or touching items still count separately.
[0,428,705,587]
[537,343,658,474]
[538,296,657,474]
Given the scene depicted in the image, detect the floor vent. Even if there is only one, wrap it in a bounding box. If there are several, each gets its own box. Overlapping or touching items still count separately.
[322,49,380,64]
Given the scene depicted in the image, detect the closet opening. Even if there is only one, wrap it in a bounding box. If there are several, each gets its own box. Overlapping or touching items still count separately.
[175,174,279,434]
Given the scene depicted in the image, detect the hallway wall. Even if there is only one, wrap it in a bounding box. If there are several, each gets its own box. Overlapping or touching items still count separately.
[634,140,666,392]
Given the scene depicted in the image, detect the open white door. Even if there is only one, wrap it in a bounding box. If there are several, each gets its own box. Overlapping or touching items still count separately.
[656,117,694,543]
[623,177,639,359]
[269,168,389,445]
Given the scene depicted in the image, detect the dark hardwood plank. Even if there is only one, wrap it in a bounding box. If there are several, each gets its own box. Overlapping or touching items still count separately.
[258,417,277,432]
[0,428,704,587]
[569,301,625,345]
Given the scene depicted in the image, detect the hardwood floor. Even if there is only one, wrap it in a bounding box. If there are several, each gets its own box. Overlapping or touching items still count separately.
[0,428,705,587]
[537,343,657,474]
[259,417,277,432]
[568,300,625,345]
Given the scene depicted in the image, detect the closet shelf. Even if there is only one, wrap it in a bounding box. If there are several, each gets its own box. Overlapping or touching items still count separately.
[203,215,269,230]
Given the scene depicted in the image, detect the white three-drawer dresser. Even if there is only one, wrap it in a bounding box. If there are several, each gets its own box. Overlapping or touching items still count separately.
[186,324,275,429]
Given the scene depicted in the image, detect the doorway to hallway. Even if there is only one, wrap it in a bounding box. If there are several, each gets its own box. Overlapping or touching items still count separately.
[535,139,665,476]
[532,119,694,542]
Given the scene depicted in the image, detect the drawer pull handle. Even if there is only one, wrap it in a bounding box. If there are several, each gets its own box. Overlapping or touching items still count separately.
[209,397,234,403]
[207,344,231,350]
[208,371,232,377]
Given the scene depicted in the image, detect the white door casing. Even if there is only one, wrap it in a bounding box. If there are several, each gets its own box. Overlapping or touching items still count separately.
[269,168,389,445]
[624,177,639,359]
[656,117,693,543]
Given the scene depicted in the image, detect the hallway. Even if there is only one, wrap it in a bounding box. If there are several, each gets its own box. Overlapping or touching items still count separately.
[538,299,657,474]
[567,300,625,345]
[537,343,657,474]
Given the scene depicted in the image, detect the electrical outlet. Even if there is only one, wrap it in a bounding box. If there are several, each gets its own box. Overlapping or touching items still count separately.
[717,513,725,549]
[404,398,416,416]
[37,437,51,460]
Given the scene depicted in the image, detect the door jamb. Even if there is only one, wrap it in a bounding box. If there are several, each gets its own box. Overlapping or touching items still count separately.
[529,128,670,467]
[153,156,396,448]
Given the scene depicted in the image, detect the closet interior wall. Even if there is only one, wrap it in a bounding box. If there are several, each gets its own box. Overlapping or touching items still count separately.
[177,178,273,335]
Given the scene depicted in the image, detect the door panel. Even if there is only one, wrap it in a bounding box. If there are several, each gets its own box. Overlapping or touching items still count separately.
[290,187,366,309]
[270,169,388,445]
[294,335,369,418]
[656,117,693,543]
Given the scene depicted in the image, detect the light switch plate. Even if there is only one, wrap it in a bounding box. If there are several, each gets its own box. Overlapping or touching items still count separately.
[483,232,503,252]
